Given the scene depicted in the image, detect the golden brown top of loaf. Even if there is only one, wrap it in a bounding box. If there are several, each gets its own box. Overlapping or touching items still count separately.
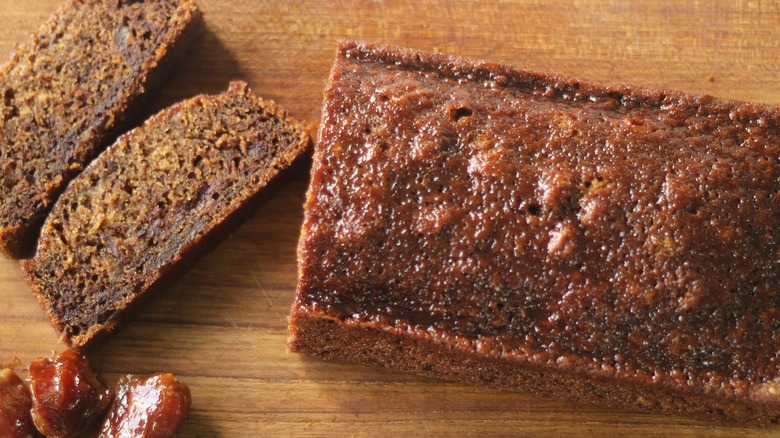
[296,40,780,404]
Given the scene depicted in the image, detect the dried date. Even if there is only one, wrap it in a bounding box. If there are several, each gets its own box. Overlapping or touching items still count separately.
[0,368,37,438]
[28,350,112,438]
[99,373,191,438]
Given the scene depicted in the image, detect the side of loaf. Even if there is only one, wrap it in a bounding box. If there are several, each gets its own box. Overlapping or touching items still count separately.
[22,81,311,350]
[0,0,201,258]
[289,40,780,424]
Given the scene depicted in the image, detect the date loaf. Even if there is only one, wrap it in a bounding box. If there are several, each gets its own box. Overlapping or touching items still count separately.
[289,40,780,425]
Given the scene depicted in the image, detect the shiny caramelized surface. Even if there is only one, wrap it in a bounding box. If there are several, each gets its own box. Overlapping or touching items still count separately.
[99,373,190,438]
[298,42,780,397]
[0,368,36,438]
[29,350,111,437]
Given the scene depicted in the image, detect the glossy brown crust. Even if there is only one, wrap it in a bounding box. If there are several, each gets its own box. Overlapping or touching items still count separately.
[0,0,201,258]
[0,368,37,438]
[99,373,191,438]
[290,40,780,424]
[22,82,311,351]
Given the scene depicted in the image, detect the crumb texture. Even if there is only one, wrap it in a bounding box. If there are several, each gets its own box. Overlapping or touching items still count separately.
[291,40,780,424]
[25,82,309,349]
[0,0,199,257]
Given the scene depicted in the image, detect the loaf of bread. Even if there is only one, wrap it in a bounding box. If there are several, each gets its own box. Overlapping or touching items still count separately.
[22,82,311,350]
[0,0,201,258]
[289,40,780,424]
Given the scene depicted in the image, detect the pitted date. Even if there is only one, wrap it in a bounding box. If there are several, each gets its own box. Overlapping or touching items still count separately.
[28,350,112,438]
[0,368,37,438]
[99,373,191,438]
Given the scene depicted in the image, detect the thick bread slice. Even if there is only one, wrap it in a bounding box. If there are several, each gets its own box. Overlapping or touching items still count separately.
[0,0,201,258]
[22,81,311,350]
[289,40,780,425]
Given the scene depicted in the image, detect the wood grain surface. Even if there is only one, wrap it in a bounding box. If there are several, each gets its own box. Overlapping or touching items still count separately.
[1,1,780,436]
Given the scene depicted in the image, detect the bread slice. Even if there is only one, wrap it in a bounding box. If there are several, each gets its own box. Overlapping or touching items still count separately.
[22,82,311,350]
[289,40,780,424]
[0,0,201,258]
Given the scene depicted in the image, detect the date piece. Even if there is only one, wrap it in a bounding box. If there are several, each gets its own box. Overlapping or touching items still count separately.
[28,350,111,437]
[99,373,191,438]
[0,368,37,438]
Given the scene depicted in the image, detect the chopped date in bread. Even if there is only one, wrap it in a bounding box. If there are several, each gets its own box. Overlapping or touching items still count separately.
[29,350,111,437]
[0,368,36,438]
[99,373,191,438]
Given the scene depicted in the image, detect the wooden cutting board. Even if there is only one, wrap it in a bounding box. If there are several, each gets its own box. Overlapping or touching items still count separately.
[1,1,779,436]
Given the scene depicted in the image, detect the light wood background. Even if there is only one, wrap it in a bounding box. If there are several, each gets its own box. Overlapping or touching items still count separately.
[1,1,780,436]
